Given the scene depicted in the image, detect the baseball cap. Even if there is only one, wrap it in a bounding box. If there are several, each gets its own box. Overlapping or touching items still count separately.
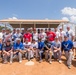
[16,38,21,41]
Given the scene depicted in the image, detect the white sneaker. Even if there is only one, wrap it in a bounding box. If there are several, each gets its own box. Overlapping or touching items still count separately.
[49,61,52,64]
[72,56,74,60]
[59,60,62,64]
[10,61,12,64]
[19,61,22,63]
[68,65,71,69]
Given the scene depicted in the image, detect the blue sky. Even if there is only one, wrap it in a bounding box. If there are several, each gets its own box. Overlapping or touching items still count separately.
[0,0,76,20]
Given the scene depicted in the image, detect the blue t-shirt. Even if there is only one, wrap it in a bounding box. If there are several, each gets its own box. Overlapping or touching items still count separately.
[38,41,44,50]
[62,40,73,51]
[13,42,24,50]
[0,43,2,51]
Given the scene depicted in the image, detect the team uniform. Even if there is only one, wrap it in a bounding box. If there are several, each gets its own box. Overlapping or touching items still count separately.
[23,33,32,42]
[32,33,38,42]
[38,32,46,41]
[31,41,38,58]
[3,33,12,43]
[13,41,24,63]
[23,42,33,61]
[59,31,66,41]
[52,40,62,63]
[62,39,73,68]
[66,30,75,41]
[2,42,13,64]
[38,41,44,62]
[47,31,56,42]
[44,40,52,63]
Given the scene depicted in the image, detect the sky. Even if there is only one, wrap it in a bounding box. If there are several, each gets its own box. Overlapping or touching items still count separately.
[0,0,76,22]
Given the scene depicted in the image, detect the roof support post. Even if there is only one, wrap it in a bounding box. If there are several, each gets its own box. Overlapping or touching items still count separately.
[20,22,22,32]
[34,23,36,28]
[48,23,50,28]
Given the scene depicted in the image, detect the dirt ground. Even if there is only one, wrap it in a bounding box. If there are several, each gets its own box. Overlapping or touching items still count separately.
[0,56,76,75]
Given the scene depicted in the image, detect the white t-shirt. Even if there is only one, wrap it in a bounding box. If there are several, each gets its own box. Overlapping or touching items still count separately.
[4,33,12,42]
[38,32,46,41]
[31,42,38,48]
[73,42,76,48]
[23,42,31,49]
[66,30,75,40]
[55,31,60,38]
[0,32,3,39]
[59,31,66,41]
[33,33,38,41]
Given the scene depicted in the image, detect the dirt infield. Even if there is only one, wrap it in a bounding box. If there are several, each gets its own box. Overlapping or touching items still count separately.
[0,56,76,75]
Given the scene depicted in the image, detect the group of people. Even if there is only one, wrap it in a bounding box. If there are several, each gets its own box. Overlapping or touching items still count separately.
[0,26,76,69]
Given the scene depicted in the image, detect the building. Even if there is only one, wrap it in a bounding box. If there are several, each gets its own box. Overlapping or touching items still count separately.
[0,19,69,30]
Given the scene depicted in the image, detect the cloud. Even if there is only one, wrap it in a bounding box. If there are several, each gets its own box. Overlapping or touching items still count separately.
[70,15,76,22]
[61,7,76,16]
[62,17,69,21]
[61,7,76,23]
[8,17,18,20]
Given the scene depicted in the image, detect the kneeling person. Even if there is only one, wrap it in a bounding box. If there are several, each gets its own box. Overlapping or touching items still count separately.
[13,38,24,63]
[44,37,52,64]
[23,39,33,61]
[62,35,73,69]
[52,37,62,63]
[3,40,13,64]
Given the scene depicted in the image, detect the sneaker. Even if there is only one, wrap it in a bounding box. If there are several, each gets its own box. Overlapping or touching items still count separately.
[39,60,42,63]
[49,61,52,64]
[72,56,74,60]
[10,61,12,64]
[68,65,71,69]
[19,61,22,63]
[3,61,8,64]
[59,60,62,64]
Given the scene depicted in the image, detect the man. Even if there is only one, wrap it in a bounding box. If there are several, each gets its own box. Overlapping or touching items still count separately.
[2,28,6,38]
[38,29,46,41]
[66,26,75,41]
[3,29,12,43]
[59,27,66,42]
[32,29,38,42]
[23,29,32,42]
[13,38,24,63]
[2,39,13,64]
[52,37,62,63]
[54,28,60,38]
[44,37,52,64]
[38,38,44,63]
[31,39,38,58]
[47,28,56,42]
[23,38,33,61]
[12,29,22,41]
[62,35,73,69]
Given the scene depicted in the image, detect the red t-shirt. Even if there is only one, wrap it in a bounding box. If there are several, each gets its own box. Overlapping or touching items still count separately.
[47,31,56,41]
[23,33,32,42]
